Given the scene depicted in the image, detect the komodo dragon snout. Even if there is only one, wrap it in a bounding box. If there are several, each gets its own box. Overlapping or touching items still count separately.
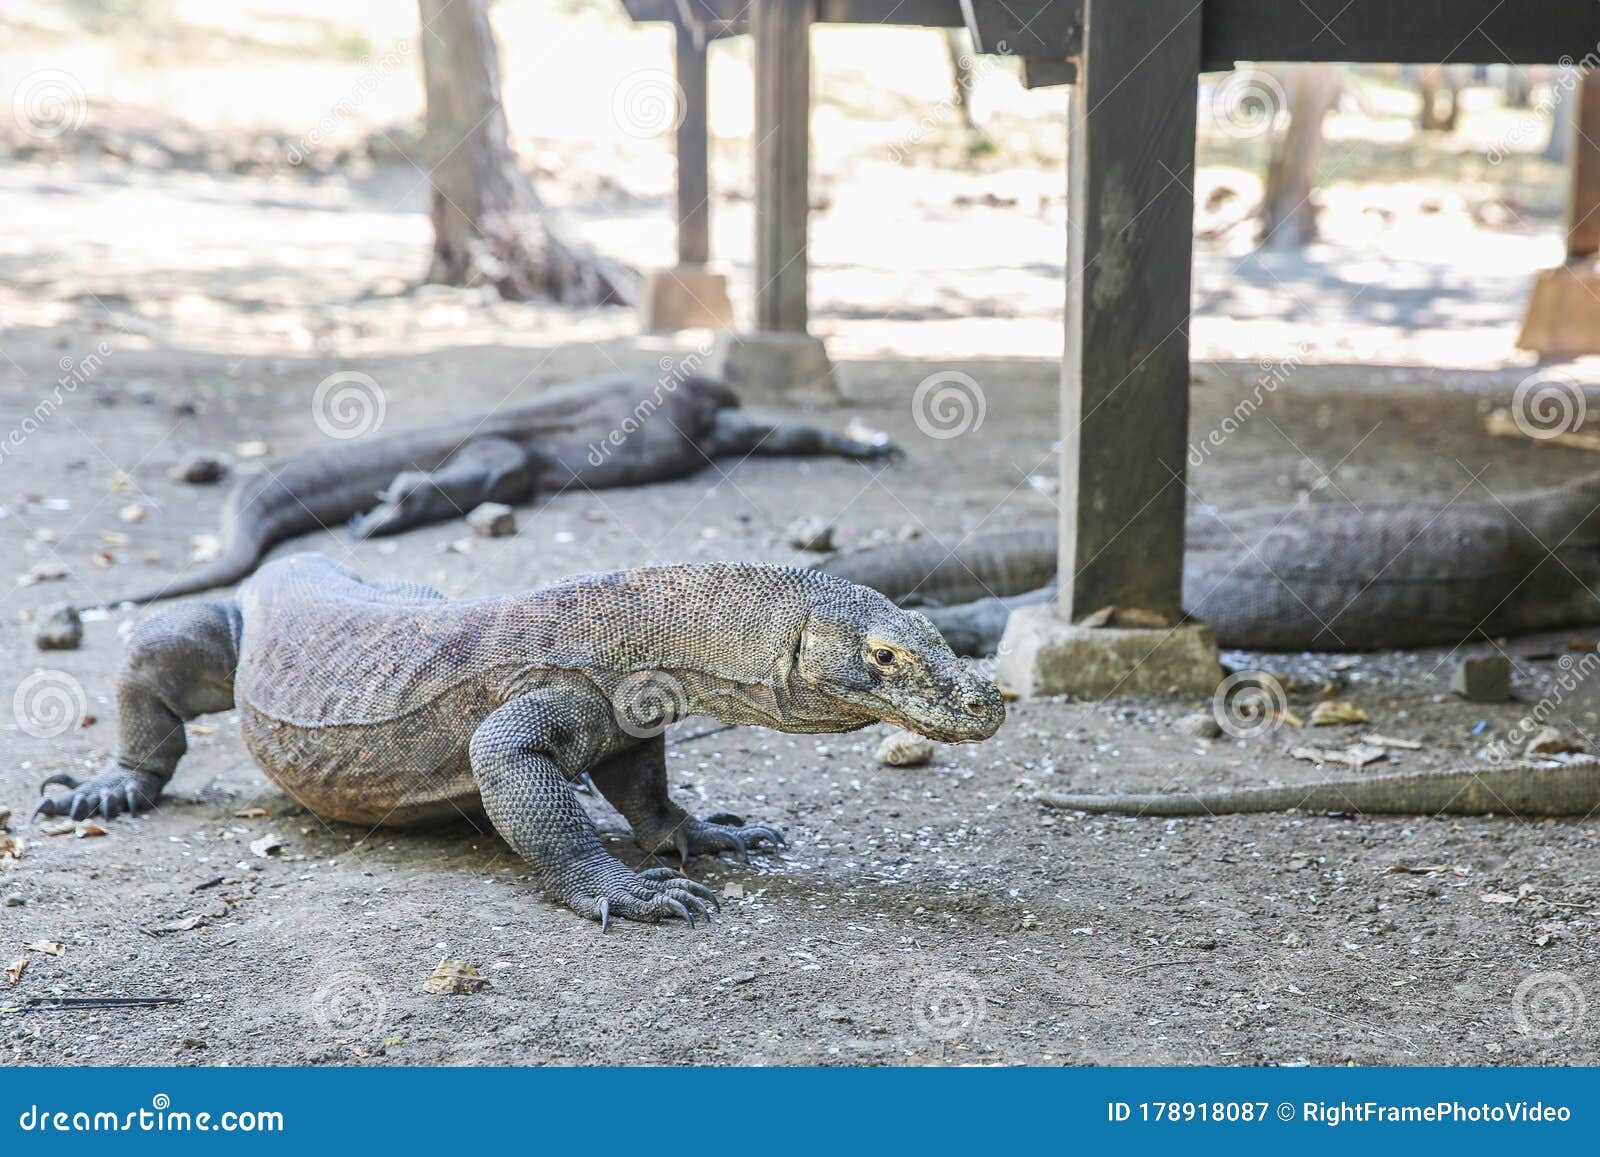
[798,597,1005,744]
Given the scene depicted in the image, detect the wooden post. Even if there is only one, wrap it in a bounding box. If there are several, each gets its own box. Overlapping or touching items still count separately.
[675,21,711,267]
[751,0,811,333]
[1565,69,1600,261]
[1058,0,1202,620]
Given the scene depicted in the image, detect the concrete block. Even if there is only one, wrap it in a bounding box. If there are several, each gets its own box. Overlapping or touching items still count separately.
[638,265,734,332]
[708,330,837,402]
[994,604,1223,698]
[1451,655,1511,702]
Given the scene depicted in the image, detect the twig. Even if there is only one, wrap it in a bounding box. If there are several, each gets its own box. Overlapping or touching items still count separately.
[1124,958,1202,975]
[16,995,185,1010]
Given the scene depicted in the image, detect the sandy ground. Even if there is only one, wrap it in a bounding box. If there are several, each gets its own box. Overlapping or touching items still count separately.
[4,4,1600,1069]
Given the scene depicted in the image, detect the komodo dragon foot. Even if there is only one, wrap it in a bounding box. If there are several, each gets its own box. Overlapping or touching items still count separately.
[645,813,787,867]
[560,861,721,932]
[36,765,164,821]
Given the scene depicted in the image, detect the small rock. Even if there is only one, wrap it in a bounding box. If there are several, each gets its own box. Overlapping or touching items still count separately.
[118,503,148,523]
[34,603,82,651]
[3,895,23,908]
[785,515,835,553]
[249,834,283,858]
[1308,700,1368,726]
[1173,711,1221,739]
[730,970,758,985]
[1525,726,1580,756]
[721,881,746,900]
[875,729,935,766]
[425,959,488,995]
[0,806,9,831]
[1451,655,1510,702]
[169,453,229,484]
[465,502,517,538]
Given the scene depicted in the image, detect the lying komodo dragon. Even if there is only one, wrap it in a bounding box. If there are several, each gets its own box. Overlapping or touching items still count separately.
[111,372,896,606]
[818,474,1600,652]
[38,554,1004,927]
[1036,759,1600,817]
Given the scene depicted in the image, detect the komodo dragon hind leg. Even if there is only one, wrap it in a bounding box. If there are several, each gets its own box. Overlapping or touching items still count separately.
[468,691,719,929]
[348,436,540,540]
[587,735,786,867]
[706,410,902,462]
[36,599,241,822]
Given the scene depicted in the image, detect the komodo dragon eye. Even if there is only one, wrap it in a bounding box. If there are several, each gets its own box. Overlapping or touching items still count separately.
[872,648,897,668]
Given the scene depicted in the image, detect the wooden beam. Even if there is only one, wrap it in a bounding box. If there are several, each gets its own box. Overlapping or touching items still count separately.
[1021,57,1077,89]
[752,0,812,333]
[623,0,966,30]
[674,21,711,266]
[1567,70,1600,262]
[1057,0,1201,621]
[963,0,1600,68]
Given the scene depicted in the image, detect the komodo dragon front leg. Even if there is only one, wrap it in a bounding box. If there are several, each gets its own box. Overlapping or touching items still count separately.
[469,689,720,928]
[587,735,786,867]
[36,599,241,821]
[349,436,543,540]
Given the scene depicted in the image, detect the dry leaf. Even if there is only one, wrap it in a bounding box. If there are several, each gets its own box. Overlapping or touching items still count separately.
[1479,892,1519,904]
[5,957,25,986]
[425,959,487,995]
[1364,734,1423,750]
[146,914,206,936]
[235,440,270,459]
[233,807,269,819]
[1079,604,1170,629]
[1383,863,1448,875]
[25,940,63,955]
[39,820,77,837]
[76,822,107,838]
[249,834,282,858]
[1309,700,1368,726]
[118,503,148,523]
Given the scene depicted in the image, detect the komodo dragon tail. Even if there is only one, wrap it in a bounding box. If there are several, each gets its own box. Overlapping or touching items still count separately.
[1036,759,1600,818]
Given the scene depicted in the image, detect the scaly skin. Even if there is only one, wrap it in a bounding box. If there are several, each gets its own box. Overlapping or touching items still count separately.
[1036,759,1600,818]
[818,473,1600,652]
[107,373,898,606]
[39,556,1004,928]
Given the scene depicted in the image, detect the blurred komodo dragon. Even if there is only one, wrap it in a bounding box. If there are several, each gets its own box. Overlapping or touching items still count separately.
[1036,758,1600,817]
[108,373,897,606]
[818,474,1600,652]
[37,555,1004,928]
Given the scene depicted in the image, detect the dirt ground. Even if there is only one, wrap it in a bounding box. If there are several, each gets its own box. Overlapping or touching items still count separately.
[5,10,1600,1068]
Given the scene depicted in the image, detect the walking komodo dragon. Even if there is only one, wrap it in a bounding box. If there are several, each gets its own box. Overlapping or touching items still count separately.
[111,372,897,606]
[37,555,1004,927]
[818,474,1600,652]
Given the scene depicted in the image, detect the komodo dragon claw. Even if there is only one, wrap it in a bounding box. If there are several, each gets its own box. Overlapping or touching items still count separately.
[660,816,787,867]
[35,766,161,822]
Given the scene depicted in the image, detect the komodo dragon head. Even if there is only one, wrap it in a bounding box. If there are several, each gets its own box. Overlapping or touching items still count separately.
[793,576,1006,744]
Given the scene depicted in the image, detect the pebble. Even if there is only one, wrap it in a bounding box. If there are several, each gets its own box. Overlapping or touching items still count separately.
[785,515,835,553]
[466,502,517,537]
[875,729,935,767]
[3,895,23,908]
[169,453,229,484]
[34,603,82,651]
[1450,655,1510,702]
[1173,711,1221,739]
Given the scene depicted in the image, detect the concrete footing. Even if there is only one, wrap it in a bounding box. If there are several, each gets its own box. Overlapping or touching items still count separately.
[638,265,735,332]
[708,330,837,402]
[994,605,1223,698]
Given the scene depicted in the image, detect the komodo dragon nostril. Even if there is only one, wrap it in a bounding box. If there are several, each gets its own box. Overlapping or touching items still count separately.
[964,698,987,714]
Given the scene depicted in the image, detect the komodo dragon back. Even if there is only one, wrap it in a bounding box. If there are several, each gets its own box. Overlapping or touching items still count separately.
[1037,759,1600,818]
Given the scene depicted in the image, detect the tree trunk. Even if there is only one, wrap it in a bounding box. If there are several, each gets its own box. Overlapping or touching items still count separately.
[417,0,631,304]
[1258,65,1340,249]
[1418,65,1462,132]
[943,29,978,135]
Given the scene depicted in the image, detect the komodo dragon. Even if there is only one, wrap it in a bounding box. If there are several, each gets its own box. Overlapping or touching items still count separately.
[1036,759,1600,817]
[37,554,1004,927]
[112,372,897,606]
[818,474,1600,652]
